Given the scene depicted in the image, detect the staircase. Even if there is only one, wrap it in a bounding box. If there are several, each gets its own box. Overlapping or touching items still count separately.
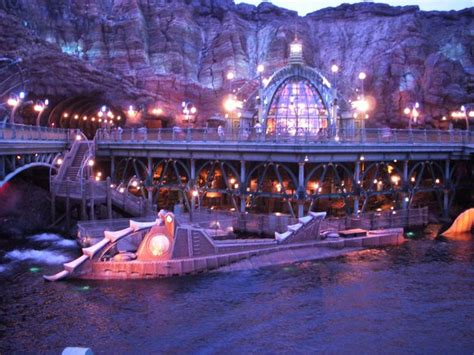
[51,136,152,217]
[64,143,89,182]
[192,232,202,256]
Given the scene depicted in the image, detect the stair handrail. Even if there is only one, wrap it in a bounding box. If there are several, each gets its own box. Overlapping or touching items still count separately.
[50,137,81,193]
[76,131,96,183]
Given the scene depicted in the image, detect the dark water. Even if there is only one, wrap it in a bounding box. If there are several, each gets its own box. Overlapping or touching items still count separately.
[0,232,473,354]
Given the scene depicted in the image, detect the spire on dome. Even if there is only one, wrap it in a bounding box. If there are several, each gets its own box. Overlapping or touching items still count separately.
[289,38,304,65]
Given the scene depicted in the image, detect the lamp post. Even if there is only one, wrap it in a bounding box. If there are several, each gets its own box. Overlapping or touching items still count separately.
[190,189,201,222]
[358,72,366,97]
[34,99,49,126]
[257,64,265,125]
[450,106,470,131]
[6,91,27,124]
[352,97,369,132]
[182,101,197,128]
[404,102,420,131]
[331,64,339,89]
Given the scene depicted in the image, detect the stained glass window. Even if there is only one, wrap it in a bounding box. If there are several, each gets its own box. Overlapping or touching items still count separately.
[266,76,328,135]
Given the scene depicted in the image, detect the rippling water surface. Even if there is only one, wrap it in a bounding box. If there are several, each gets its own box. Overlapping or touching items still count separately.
[0,232,473,353]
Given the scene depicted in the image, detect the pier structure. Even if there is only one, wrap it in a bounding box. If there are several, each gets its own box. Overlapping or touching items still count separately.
[94,127,473,218]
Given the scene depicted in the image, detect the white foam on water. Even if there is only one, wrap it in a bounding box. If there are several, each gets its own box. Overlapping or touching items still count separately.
[31,233,61,242]
[5,249,69,265]
[30,233,77,248]
[54,239,77,248]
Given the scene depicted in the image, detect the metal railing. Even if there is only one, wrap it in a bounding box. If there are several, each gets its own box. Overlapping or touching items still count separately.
[52,179,148,216]
[0,123,70,141]
[95,127,473,145]
[321,207,429,231]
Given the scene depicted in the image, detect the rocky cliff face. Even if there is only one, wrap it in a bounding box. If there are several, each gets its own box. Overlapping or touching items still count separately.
[0,1,472,128]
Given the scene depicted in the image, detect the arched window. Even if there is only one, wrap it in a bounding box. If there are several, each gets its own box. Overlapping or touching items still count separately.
[266,76,328,135]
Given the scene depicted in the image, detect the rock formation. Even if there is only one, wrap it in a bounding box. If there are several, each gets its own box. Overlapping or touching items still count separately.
[0,1,472,128]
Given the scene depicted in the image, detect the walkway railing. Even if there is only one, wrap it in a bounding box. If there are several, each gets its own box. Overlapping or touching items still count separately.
[320,207,429,231]
[96,127,473,145]
[0,123,70,141]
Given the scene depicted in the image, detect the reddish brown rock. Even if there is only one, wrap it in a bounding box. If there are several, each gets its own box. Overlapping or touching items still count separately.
[0,1,472,128]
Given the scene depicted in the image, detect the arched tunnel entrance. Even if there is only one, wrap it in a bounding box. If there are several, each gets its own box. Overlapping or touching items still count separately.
[46,95,126,138]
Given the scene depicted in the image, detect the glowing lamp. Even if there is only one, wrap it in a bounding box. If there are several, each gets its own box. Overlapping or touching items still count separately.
[74,115,79,120]
[192,190,199,197]
[290,42,303,56]
[19,91,26,99]
[56,158,63,165]
[229,178,236,185]
[224,97,237,112]
[435,178,440,184]
[165,215,173,224]
[257,64,265,74]
[331,64,339,73]
[131,180,138,188]
[226,72,235,80]
[404,108,411,115]
[152,108,163,115]
[83,116,87,121]
[95,176,100,181]
[119,187,125,193]
[360,156,365,161]
[98,111,103,118]
[75,134,82,141]
[63,113,69,118]
[358,72,367,80]
[7,98,19,107]
[190,107,197,114]
[87,159,95,167]
[391,175,400,185]
[33,104,44,112]
[149,234,170,256]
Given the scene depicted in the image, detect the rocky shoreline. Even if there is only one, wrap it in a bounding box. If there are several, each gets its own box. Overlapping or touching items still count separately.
[0,179,63,240]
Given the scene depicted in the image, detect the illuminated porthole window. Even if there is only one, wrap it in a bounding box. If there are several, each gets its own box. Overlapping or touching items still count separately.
[149,234,170,256]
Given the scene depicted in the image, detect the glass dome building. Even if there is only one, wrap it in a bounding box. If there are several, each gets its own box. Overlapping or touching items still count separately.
[239,38,352,137]
[266,76,329,135]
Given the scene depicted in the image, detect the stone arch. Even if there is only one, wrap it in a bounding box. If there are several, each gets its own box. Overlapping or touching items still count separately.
[0,163,57,187]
